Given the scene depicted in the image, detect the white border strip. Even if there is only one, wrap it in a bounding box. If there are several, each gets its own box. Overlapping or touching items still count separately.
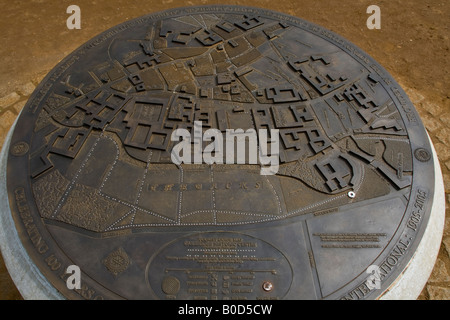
[378,134,446,300]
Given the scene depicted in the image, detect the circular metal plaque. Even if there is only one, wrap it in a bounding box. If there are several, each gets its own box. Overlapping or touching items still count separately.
[6,5,436,300]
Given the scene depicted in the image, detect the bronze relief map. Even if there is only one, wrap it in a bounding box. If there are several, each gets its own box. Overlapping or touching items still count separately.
[6,5,435,300]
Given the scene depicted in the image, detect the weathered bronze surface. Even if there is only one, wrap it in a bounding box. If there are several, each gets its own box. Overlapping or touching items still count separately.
[6,5,435,299]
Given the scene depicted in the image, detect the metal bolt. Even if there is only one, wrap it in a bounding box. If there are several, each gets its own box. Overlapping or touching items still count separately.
[262,281,273,292]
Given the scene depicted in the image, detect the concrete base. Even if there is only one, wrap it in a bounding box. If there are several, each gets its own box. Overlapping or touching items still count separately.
[0,119,445,300]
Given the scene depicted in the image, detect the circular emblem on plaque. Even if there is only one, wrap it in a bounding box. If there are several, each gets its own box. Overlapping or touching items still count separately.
[414,148,432,162]
[102,247,130,276]
[161,276,181,296]
[5,5,438,300]
[10,141,29,157]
